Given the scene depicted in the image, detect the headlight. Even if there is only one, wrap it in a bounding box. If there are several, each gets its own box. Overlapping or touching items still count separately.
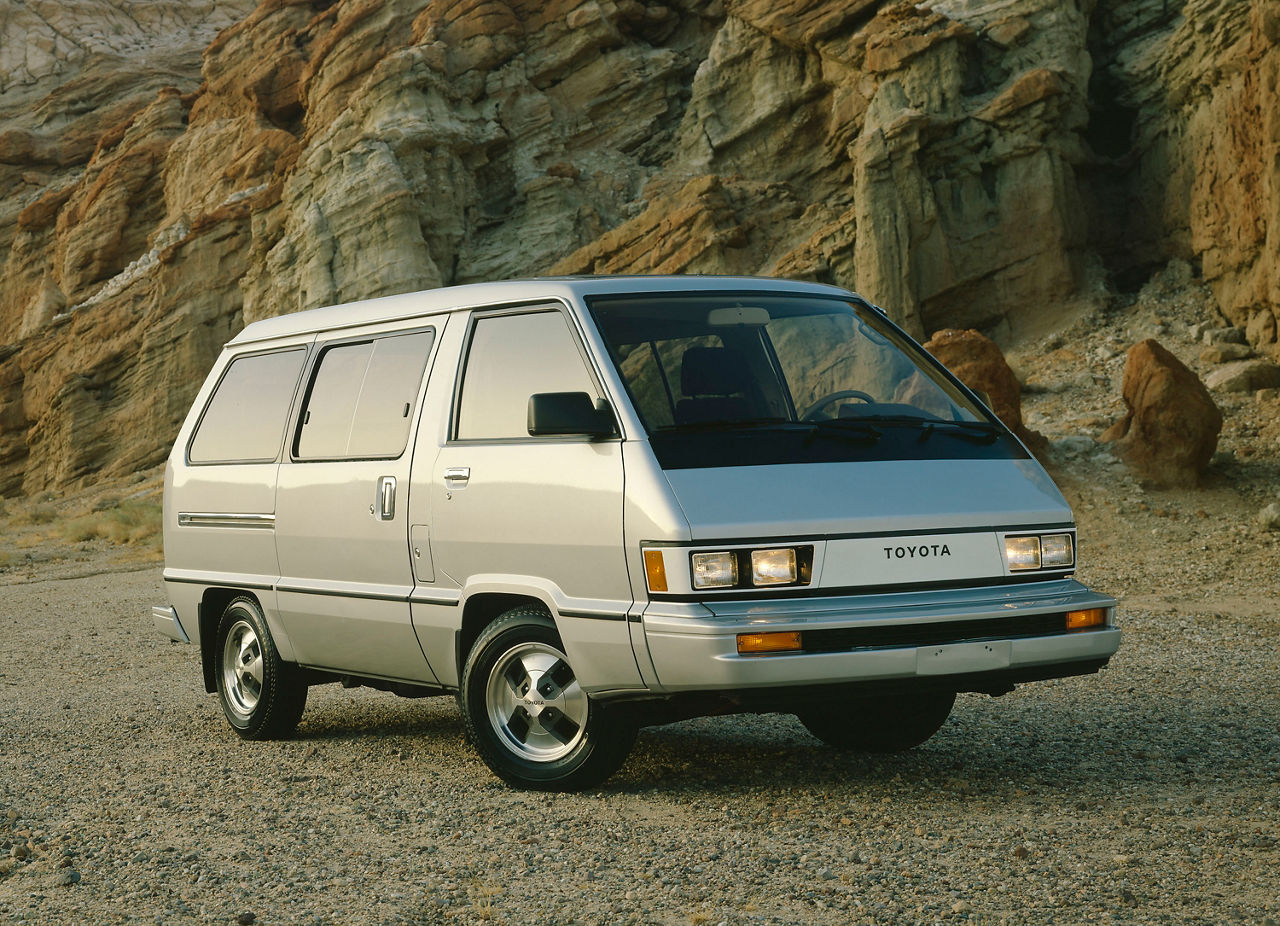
[1005,532,1075,572]
[691,551,737,589]
[649,546,814,593]
[751,548,797,586]
[1005,535,1041,570]
[1041,533,1074,567]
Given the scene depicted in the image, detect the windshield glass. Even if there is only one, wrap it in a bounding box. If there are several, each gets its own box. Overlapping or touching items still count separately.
[586,292,1027,469]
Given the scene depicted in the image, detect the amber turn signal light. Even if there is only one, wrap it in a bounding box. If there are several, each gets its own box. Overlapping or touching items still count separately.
[1065,608,1107,631]
[643,550,668,592]
[736,631,802,655]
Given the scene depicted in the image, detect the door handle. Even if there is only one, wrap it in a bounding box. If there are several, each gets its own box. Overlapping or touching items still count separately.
[375,476,396,520]
[443,466,470,486]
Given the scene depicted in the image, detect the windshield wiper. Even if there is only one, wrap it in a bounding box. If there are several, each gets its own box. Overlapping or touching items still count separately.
[801,418,882,446]
[654,417,884,446]
[655,417,793,434]
[827,414,1000,444]
[917,419,1000,444]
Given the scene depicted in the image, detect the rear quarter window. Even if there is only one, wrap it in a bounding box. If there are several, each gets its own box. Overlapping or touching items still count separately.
[188,349,307,464]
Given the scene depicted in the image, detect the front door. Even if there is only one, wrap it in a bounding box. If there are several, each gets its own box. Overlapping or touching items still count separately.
[416,307,640,690]
[274,318,445,682]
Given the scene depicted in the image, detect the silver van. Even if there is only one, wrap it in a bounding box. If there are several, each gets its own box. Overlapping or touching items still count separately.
[154,276,1119,790]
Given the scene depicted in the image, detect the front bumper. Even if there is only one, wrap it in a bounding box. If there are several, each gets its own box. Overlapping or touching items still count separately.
[641,578,1119,693]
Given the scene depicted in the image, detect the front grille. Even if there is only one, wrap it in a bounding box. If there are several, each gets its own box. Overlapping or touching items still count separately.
[803,612,1068,653]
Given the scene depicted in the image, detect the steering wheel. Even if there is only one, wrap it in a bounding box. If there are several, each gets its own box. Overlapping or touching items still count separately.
[801,390,875,421]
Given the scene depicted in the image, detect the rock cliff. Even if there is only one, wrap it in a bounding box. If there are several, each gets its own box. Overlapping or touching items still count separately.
[0,0,1277,494]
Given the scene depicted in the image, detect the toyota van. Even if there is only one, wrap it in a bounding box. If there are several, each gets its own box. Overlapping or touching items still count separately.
[153,276,1119,790]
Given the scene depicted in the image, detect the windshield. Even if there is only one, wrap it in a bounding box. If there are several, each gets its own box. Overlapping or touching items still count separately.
[586,292,1027,469]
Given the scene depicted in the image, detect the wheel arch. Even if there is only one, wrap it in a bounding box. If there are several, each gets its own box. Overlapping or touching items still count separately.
[197,588,293,693]
[456,592,551,685]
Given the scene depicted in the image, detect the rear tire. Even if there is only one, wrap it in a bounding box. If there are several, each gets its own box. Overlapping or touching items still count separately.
[460,607,636,791]
[797,691,955,752]
[214,597,307,740]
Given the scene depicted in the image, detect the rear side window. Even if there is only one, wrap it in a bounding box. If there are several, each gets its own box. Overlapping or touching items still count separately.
[455,311,597,440]
[295,330,434,460]
[189,349,306,464]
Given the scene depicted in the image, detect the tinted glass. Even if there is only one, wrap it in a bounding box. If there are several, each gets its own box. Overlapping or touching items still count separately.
[456,312,596,440]
[348,333,436,456]
[588,293,1026,469]
[765,312,961,419]
[619,334,725,429]
[296,330,433,460]
[189,349,305,464]
[296,342,369,459]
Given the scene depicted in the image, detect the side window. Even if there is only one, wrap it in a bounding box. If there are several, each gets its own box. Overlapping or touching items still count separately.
[189,349,306,464]
[456,311,597,440]
[296,330,434,460]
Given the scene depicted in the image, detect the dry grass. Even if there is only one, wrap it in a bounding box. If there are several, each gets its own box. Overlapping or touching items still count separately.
[0,471,166,577]
[59,499,162,545]
[16,531,50,549]
[12,503,58,525]
[466,879,503,922]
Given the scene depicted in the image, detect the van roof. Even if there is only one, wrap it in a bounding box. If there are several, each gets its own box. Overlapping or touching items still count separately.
[227,275,859,346]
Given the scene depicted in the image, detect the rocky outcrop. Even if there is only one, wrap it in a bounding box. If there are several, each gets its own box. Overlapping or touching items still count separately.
[0,1,257,492]
[0,0,1278,493]
[1084,0,1280,358]
[0,2,257,318]
[1102,339,1222,487]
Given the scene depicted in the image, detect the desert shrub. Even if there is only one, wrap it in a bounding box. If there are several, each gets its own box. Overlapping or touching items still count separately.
[59,500,161,545]
[13,503,58,525]
[91,495,121,513]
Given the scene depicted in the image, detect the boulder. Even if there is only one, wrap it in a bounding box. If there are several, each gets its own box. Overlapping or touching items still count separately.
[1199,344,1252,364]
[922,328,1047,455]
[1101,339,1222,488]
[1203,359,1280,393]
[1202,327,1247,346]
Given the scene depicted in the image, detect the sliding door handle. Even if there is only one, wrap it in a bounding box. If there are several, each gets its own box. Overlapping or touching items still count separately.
[375,476,397,520]
[443,466,470,486]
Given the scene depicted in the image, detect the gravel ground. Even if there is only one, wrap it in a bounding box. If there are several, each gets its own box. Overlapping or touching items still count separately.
[1,558,1277,926]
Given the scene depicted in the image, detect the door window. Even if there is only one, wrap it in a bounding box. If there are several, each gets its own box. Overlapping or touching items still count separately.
[455,312,597,440]
[295,330,434,460]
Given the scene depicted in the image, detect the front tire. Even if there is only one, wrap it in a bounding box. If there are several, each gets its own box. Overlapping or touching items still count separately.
[797,690,955,752]
[214,597,307,740]
[460,607,636,791]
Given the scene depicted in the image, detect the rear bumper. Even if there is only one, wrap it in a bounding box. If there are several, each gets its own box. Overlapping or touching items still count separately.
[641,578,1119,693]
[151,605,191,644]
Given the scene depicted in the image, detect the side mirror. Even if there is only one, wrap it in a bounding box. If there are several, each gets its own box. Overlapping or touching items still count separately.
[527,392,616,439]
